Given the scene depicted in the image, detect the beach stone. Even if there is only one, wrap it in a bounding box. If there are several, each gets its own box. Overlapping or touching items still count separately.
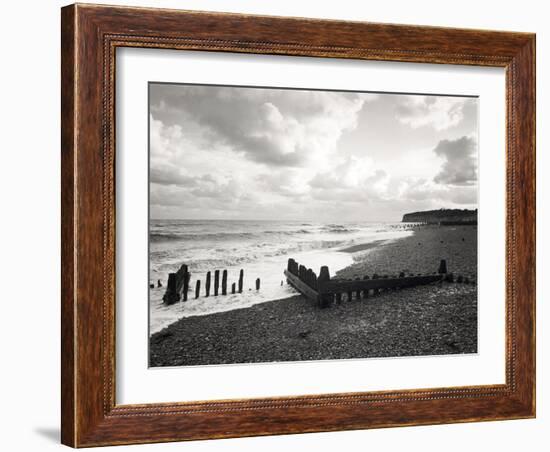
[150,224,478,367]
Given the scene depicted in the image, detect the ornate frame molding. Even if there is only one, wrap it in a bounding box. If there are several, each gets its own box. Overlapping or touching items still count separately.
[61,4,535,447]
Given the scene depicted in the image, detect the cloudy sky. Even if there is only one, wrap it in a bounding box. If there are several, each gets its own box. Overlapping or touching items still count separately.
[149,83,478,222]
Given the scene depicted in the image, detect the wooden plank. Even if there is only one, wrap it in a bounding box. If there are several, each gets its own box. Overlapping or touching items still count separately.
[195,280,200,299]
[238,269,244,293]
[214,270,220,296]
[205,271,211,297]
[319,274,442,293]
[318,266,333,308]
[284,270,319,301]
[182,272,190,302]
[222,269,228,295]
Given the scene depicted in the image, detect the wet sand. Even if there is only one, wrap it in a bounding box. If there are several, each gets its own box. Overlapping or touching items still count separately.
[338,240,386,253]
[149,225,477,367]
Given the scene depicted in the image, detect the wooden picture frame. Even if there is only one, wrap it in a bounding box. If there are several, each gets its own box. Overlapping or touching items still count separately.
[61,3,535,447]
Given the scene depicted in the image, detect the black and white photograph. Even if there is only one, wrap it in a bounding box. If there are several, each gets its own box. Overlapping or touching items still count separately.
[0,0,542,449]
[148,82,479,367]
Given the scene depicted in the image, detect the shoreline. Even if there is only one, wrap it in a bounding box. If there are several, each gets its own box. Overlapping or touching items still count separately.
[148,229,410,333]
[338,239,387,253]
[150,225,477,367]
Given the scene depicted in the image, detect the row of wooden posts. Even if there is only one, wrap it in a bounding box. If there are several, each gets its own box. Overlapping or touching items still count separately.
[162,264,261,305]
[285,258,472,308]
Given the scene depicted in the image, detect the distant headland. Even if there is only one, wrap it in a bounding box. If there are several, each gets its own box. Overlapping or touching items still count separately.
[402,208,477,225]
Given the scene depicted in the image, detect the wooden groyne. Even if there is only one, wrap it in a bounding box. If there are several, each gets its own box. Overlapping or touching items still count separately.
[284,258,471,308]
[159,259,471,309]
[161,265,261,305]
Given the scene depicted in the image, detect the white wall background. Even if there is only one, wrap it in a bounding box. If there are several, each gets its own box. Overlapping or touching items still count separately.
[0,1,545,450]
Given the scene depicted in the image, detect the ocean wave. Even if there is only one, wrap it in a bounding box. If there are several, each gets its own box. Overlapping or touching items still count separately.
[150,233,186,242]
[321,224,359,233]
[150,228,314,242]
[150,238,350,274]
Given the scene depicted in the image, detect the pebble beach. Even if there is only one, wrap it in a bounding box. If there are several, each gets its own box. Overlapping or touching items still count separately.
[149,225,477,367]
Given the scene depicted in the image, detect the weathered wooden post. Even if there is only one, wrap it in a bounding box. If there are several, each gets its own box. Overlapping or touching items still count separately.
[182,271,190,302]
[363,275,370,297]
[165,274,176,294]
[214,270,220,296]
[205,271,211,297]
[287,258,296,275]
[195,279,201,299]
[438,259,447,274]
[318,266,332,308]
[306,269,313,288]
[299,265,306,282]
[238,269,244,293]
[372,274,380,294]
[355,277,361,299]
[231,282,236,294]
[163,264,189,305]
[255,278,261,290]
[222,270,228,295]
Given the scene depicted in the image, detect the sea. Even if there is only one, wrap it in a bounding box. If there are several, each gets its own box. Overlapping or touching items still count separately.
[149,219,413,334]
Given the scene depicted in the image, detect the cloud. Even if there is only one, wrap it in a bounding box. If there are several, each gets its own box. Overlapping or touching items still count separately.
[255,169,310,199]
[150,84,376,168]
[150,165,197,187]
[308,157,390,203]
[395,96,475,131]
[398,178,477,205]
[150,115,183,160]
[393,134,478,208]
[148,84,478,221]
[433,136,477,186]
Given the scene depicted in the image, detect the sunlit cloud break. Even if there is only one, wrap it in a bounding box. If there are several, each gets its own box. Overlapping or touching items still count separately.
[149,84,478,221]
